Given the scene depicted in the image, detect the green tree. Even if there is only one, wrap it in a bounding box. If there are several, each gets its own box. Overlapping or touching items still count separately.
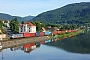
[0,20,3,28]
[1,28,6,34]
[9,18,19,33]
[0,20,6,33]
[72,24,78,30]
[21,21,24,24]
[31,2,90,25]
[31,21,45,32]
[4,20,8,23]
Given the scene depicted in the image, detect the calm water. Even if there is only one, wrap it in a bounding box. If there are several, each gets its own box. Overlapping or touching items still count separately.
[0,28,90,60]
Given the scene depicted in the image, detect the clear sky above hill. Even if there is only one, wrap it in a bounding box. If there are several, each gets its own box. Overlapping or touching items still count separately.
[0,0,89,17]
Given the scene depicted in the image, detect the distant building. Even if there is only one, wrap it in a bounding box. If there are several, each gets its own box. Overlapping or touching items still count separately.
[1,20,10,28]
[53,27,59,31]
[4,23,10,28]
[19,22,36,33]
[47,26,51,29]
[1,20,10,23]
[41,27,46,32]
[2,20,4,23]
[0,34,6,39]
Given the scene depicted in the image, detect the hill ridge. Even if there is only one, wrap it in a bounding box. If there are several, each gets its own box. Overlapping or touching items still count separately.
[0,13,34,22]
[31,2,90,25]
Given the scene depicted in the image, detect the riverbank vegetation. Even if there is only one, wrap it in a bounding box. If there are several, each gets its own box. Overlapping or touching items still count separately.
[57,29,83,39]
[0,20,6,34]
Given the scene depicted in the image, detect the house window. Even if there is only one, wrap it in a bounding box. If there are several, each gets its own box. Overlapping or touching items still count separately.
[21,27,22,29]
[29,27,30,29]
[21,30,22,32]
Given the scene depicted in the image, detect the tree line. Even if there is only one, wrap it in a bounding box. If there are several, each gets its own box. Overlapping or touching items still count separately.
[9,18,79,33]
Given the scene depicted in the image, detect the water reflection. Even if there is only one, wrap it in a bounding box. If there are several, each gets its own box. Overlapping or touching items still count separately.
[0,29,90,54]
[83,27,90,34]
[10,46,23,51]
[0,29,90,60]
[9,43,41,54]
[46,29,90,54]
[0,29,90,57]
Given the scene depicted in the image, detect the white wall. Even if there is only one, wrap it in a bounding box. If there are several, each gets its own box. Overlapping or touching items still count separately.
[19,25,36,33]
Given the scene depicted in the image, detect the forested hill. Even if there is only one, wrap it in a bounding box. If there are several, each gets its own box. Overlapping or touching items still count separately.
[31,2,90,25]
[0,13,34,22]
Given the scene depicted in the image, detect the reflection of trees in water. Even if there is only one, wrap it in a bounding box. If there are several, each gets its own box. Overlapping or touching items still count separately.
[83,28,90,34]
[46,30,90,54]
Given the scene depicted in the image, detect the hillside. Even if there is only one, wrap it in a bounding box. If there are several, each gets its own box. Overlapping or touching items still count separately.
[0,13,34,22]
[31,2,90,25]
[23,15,34,21]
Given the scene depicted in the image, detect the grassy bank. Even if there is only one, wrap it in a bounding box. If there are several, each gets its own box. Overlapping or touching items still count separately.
[56,29,83,39]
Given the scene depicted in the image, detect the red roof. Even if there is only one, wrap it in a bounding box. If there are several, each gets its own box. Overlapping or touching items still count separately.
[24,22,35,26]
[20,22,35,26]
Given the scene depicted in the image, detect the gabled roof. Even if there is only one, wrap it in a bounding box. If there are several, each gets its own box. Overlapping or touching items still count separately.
[20,22,35,26]
[24,22,35,26]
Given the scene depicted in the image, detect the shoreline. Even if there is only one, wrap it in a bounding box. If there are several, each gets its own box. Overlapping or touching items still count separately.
[0,29,83,50]
[0,36,51,49]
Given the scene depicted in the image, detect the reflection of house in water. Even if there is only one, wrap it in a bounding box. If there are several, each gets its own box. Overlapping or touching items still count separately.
[23,45,36,53]
[10,46,23,51]
[23,43,37,53]
[23,43,42,53]
[0,42,2,50]
[9,42,41,53]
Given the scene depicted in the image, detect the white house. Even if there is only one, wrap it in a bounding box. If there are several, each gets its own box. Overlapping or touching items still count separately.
[19,22,36,33]
[4,23,10,28]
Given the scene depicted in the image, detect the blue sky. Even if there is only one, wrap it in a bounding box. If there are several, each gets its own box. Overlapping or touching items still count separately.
[0,0,90,17]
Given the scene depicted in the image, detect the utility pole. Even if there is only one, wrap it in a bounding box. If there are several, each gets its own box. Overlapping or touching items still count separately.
[2,50,4,60]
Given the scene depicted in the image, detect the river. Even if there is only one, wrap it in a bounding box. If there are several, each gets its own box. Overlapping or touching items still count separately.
[0,28,90,60]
